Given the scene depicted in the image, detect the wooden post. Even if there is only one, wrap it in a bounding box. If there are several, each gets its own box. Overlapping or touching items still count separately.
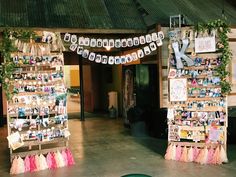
[79,56,85,121]
[156,24,162,108]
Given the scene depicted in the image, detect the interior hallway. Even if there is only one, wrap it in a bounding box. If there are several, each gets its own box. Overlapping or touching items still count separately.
[0,117,236,177]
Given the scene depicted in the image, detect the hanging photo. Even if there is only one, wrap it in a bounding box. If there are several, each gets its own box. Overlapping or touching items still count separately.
[169,78,187,101]
[133,37,140,46]
[158,31,165,40]
[115,56,121,64]
[64,33,71,42]
[168,125,180,141]
[88,52,96,61]
[131,52,138,61]
[82,49,89,58]
[137,49,144,58]
[127,38,133,47]
[151,32,158,41]
[126,54,133,63]
[109,39,115,48]
[79,37,85,46]
[71,35,78,44]
[103,39,109,48]
[69,43,78,51]
[77,46,83,55]
[121,39,127,47]
[84,38,90,46]
[90,38,97,47]
[108,56,115,65]
[101,55,108,64]
[149,42,157,51]
[95,54,102,63]
[121,56,127,64]
[145,34,152,43]
[115,39,121,48]
[139,36,146,45]
[156,37,163,46]
[168,68,177,79]
[143,46,151,55]
[97,39,103,47]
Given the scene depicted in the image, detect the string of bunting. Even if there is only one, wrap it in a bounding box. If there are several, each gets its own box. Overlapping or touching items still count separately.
[64,31,164,65]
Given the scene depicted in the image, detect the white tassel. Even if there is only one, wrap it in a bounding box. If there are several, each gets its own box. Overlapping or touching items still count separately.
[188,146,193,162]
[220,146,228,163]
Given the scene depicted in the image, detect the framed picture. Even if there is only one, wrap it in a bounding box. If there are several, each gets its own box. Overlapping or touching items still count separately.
[169,78,187,101]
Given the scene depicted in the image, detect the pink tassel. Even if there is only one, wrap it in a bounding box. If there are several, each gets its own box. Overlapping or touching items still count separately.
[10,157,18,175]
[24,155,31,172]
[195,148,204,163]
[180,146,188,162]
[164,144,173,160]
[65,148,75,166]
[46,153,53,169]
[219,146,228,163]
[50,152,58,169]
[193,146,200,162]
[175,145,182,161]
[29,155,37,172]
[188,147,193,162]
[200,147,208,165]
[207,147,215,164]
[35,155,40,171]
[18,156,25,174]
[171,144,176,160]
[55,151,65,168]
[212,146,220,164]
[39,154,48,170]
[62,150,68,166]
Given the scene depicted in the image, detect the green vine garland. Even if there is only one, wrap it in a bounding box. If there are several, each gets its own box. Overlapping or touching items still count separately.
[0,29,35,100]
[195,19,232,95]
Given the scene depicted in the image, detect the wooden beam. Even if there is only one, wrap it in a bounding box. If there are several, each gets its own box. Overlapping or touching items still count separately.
[156,24,162,108]
[0,27,146,34]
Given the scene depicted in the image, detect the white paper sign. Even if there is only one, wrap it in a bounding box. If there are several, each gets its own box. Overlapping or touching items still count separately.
[195,36,216,53]
[169,78,187,101]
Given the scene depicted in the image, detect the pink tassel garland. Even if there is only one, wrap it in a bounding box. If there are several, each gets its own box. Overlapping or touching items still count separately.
[180,146,188,162]
[29,155,37,172]
[175,145,183,161]
[65,148,75,166]
[164,144,173,160]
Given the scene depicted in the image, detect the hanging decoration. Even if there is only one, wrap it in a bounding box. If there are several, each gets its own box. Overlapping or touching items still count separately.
[64,31,164,65]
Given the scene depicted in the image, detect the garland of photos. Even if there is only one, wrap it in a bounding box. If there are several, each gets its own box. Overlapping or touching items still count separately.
[195,19,232,95]
[64,31,164,65]
[0,29,65,100]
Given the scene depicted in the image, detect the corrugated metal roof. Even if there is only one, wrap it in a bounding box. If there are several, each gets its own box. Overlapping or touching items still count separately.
[137,0,236,26]
[0,0,147,31]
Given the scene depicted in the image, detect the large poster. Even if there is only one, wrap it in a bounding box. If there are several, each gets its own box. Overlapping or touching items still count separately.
[169,78,187,102]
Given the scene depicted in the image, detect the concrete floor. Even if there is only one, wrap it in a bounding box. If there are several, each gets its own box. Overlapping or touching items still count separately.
[0,117,236,177]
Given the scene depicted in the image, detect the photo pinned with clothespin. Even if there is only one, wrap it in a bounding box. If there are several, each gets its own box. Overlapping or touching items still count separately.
[121,56,127,64]
[77,46,83,55]
[63,33,71,42]
[69,43,78,51]
[103,39,109,48]
[139,36,146,45]
[88,52,96,61]
[126,54,133,63]
[127,38,133,47]
[145,34,152,43]
[158,31,164,40]
[121,39,127,48]
[71,35,77,44]
[90,38,96,47]
[156,37,163,46]
[82,49,89,58]
[109,39,115,48]
[137,49,144,58]
[101,55,108,64]
[133,37,140,46]
[97,39,103,48]
[131,52,138,61]
[95,54,102,63]
[84,38,90,46]
[108,56,115,65]
[115,56,121,64]
[149,42,157,51]
[115,39,121,48]
[151,32,158,41]
[78,37,85,46]
[144,46,151,55]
